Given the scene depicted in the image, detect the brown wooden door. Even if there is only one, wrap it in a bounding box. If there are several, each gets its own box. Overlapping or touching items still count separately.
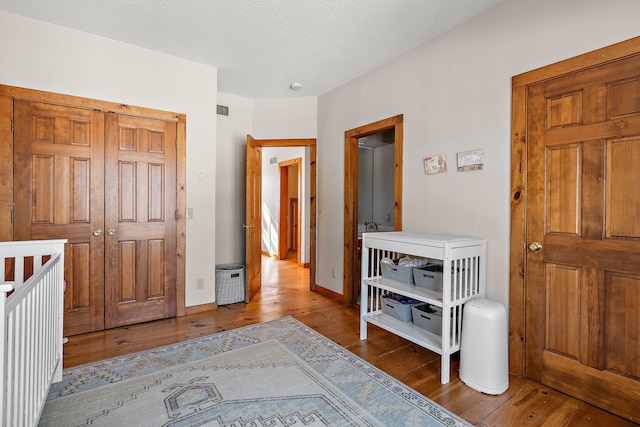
[290,198,298,251]
[13,100,106,336]
[526,53,640,419]
[12,100,178,334]
[104,113,177,328]
[245,134,262,302]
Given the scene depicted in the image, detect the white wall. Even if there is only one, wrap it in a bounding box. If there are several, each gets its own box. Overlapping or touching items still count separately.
[316,0,640,308]
[358,149,374,224]
[253,98,318,139]
[0,11,218,307]
[215,93,254,265]
[358,145,395,230]
[373,143,395,229]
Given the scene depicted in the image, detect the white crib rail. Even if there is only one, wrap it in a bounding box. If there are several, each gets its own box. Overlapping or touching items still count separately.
[0,240,66,427]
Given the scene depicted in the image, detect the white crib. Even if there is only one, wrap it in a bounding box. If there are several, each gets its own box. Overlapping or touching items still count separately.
[0,240,66,427]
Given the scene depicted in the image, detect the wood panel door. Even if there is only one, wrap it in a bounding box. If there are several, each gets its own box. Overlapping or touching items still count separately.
[290,198,298,251]
[12,99,178,334]
[13,100,106,336]
[244,134,262,303]
[525,53,640,420]
[104,113,177,328]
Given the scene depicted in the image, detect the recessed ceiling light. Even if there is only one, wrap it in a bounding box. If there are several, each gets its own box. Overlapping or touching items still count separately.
[290,82,302,91]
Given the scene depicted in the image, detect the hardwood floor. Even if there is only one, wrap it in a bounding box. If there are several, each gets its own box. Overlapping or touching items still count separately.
[63,254,635,426]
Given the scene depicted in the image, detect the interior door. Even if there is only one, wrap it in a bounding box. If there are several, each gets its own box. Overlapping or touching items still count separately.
[245,134,262,302]
[13,100,106,336]
[104,113,177,328]
[525,53,640,419]
[290,198,298,251]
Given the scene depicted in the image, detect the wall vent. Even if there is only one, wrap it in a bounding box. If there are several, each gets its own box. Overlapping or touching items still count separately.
[216,104,229,116]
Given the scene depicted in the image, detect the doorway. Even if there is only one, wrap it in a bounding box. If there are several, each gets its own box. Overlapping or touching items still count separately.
[510,36,640,420]
[343,115,403,304]
[278,157,302,263]
[244,136,317,303]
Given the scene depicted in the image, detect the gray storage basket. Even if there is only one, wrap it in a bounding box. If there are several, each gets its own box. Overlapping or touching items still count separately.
[381,294,423,322]
[215,264,246,305]
[412,304,443,335]
[381,260,415,284]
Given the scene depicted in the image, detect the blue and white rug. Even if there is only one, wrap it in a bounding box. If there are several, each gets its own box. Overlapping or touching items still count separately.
[40,316,471,426]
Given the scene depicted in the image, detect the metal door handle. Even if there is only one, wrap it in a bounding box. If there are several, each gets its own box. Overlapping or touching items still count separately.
[107,229,116,236]
[93,229,102,236]
[529,242,543,252]
[243,224,255,229]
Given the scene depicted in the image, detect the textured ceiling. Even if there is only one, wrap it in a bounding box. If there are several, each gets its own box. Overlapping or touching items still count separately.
[0,0,505,98]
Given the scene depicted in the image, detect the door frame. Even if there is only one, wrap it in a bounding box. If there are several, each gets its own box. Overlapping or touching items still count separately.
[247,137,317,294]
[344,114,403,305]
[0,84,187,316]
[509,36,640,376]
[278,157,302,262]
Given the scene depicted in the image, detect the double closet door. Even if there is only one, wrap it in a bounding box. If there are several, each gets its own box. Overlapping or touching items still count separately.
[13,100,177,336]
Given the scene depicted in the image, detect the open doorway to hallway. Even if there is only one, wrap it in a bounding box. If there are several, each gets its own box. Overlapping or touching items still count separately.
[245,136,316,303]
[278,157,302,265]
[260,147,309,281]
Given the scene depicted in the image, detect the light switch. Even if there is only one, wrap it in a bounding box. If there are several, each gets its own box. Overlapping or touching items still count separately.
[186,208,193,219]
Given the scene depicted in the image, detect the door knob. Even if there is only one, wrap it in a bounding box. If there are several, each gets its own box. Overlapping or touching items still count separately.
[242,224,255,229]
[93,229,102,236]
[107,229,116,236]
[529,242,543,252]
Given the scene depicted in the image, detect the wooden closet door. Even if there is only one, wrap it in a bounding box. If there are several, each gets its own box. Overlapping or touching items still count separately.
[13,100,105,336]
[525,53,640,419]
[104,113,177,328]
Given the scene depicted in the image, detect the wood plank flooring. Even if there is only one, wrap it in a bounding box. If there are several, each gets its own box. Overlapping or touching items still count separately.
[63,254,635,426]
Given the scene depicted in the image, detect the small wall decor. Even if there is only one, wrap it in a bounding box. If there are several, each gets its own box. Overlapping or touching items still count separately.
[457,149,484,172]
[424,153,448,175]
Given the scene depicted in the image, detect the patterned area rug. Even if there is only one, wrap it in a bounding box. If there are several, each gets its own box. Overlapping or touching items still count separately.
[40,316,471,426]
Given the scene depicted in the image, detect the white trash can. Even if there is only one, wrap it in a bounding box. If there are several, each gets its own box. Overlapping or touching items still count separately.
[459,298,509,394]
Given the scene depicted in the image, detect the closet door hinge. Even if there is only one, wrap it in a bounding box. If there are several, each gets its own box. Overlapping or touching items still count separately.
[10,210,14,224]
[175,209,179,220]
[11,119,14,132]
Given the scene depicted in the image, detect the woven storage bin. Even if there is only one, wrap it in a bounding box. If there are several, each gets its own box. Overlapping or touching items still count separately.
[215,264,245,305]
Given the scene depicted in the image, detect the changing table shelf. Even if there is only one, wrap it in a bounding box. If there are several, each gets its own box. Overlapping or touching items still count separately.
[359,232,486,384]
[363,311,443,352]
[365,277,444,304]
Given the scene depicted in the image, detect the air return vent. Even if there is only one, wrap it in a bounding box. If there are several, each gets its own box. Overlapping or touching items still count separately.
[216,104,229,116]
